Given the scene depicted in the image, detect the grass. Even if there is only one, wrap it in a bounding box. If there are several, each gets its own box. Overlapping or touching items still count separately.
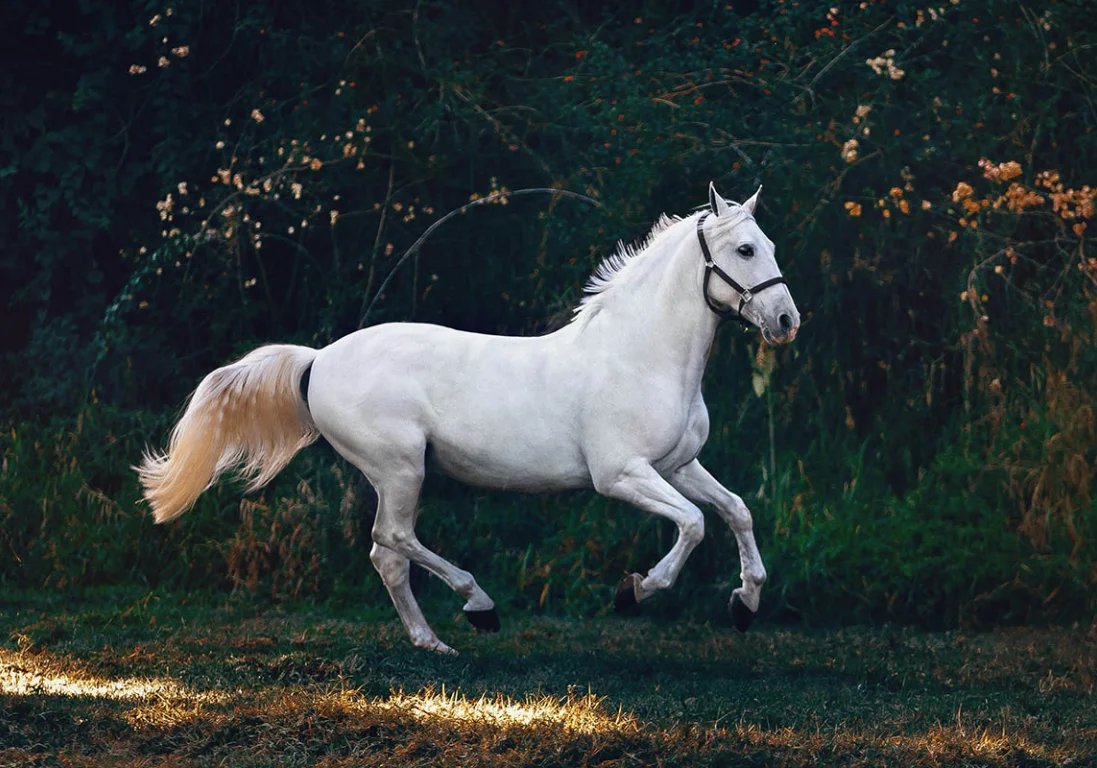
[1,588,1095,767]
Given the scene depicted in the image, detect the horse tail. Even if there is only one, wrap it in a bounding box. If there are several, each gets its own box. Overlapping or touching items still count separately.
[136,344,320,524]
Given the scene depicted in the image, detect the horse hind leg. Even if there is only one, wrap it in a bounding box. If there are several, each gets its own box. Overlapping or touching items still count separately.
[368,542,455,654]
[368,461,499,651]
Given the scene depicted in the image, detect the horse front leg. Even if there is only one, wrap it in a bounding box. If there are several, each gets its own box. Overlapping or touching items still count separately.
[669,459,766,631]
[594,459,706,609]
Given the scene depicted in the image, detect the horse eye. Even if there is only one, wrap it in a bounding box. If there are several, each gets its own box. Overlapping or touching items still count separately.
[737,244,754,258]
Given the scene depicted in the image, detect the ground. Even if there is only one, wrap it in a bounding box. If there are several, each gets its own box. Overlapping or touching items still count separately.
[1,589,1094,767]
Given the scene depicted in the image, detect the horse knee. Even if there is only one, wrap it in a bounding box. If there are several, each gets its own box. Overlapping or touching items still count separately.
[726,495,754,531]
[681,508,705,545]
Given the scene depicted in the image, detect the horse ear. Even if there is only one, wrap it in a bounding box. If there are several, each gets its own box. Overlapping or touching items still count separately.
[708,182,731,216]
[742,185,762,215]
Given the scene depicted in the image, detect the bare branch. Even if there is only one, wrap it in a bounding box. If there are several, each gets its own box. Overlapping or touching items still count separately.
[359,188,602,327]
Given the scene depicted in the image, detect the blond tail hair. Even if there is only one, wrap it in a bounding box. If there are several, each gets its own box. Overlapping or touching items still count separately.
[136,344,320,524]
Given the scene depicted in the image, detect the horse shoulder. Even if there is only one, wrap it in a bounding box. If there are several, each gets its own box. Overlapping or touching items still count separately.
[687,391,711,443]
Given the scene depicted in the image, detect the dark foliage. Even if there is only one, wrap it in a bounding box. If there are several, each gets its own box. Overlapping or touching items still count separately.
[2,0,1095,626]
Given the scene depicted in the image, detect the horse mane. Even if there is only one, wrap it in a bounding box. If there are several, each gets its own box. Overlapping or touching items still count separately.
[572,213,681,320]
[572,205,754,322]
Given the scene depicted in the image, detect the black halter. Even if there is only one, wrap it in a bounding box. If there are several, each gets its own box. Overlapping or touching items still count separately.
[696,211,787,326]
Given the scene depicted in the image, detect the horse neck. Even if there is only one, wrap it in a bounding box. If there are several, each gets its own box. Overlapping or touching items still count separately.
[581,217,719,390]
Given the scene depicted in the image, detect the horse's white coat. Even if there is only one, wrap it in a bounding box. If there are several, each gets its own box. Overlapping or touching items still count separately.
[138,185,799,654]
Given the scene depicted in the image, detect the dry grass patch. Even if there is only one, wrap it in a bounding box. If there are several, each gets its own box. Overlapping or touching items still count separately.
[2,594,1094,766]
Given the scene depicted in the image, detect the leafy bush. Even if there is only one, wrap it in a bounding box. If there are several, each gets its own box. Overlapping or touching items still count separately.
[3,0,1095,626]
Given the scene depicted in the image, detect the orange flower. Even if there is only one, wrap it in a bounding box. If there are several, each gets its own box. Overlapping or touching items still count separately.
[951,182,974,202]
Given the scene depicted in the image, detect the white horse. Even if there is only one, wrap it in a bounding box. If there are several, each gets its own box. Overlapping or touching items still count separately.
[138,183,800,654]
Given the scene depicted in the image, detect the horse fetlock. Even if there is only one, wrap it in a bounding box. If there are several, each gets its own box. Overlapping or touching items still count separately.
[641,569,676,595]
[742,566,767,589]
[731,586,761,613]
[462,592,494,613]
[418,637,458,655]
[407,625,457,655]
[408,628,444,649]
[450,569,479,598]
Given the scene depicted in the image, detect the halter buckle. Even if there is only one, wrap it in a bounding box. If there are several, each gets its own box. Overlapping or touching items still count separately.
[741,288,753,303]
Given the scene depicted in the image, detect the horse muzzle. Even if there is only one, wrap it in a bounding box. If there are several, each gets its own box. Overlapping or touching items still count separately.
[761,307,800,345]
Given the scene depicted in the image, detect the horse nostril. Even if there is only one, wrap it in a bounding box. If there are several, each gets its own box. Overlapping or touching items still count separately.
[778,313,794,334]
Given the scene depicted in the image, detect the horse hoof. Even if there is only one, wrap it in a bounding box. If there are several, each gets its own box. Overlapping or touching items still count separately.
[730,593,755,633]
[465,608,500,633]
[614,573,642,615]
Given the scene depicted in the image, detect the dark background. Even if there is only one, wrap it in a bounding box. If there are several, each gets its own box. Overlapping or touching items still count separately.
[2,0,1095,627]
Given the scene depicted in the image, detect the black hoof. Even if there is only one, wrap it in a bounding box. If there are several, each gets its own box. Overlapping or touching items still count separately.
[465,608,500,633]
[614,574,642,615]
[730,593,755,633]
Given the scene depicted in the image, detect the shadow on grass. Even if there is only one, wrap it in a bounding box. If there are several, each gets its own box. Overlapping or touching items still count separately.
[1,599,1094,767]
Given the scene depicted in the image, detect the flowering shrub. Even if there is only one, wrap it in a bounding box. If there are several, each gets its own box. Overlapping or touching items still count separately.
[3,0,1096,625]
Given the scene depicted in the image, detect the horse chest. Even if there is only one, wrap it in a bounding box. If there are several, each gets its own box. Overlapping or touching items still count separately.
[651,396,709,475]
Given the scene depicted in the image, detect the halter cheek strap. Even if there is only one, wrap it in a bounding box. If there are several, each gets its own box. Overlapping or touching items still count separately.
[696,212,787,325]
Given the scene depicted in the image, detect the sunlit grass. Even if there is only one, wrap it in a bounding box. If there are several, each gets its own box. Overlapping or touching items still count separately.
[2,598,1094,767]
[0,648,233,731]
[728,721,1078,766]
[369,686,635,735]
[1,649,188,701]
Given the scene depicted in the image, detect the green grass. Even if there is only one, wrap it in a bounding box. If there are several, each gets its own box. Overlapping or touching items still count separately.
[2,588,1094,767]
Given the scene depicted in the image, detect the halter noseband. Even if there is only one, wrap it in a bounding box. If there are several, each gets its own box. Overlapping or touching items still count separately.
[696,211,787,326]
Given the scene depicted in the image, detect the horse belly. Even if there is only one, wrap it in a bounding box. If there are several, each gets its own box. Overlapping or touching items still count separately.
[428,415,591,492]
